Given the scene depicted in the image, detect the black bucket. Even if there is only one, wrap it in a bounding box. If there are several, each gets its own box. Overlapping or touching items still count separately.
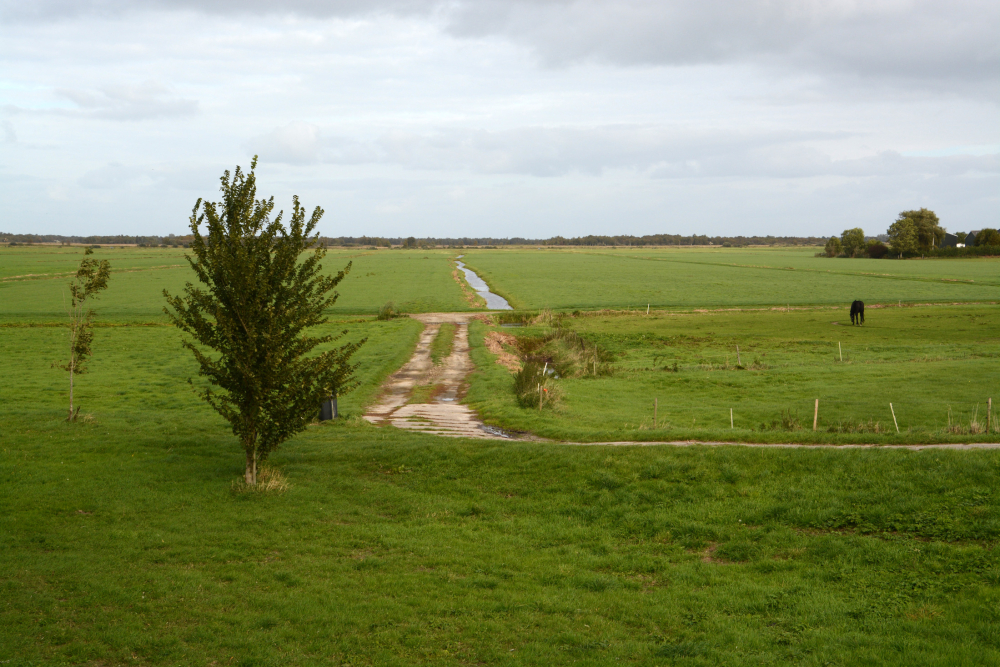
[319,396,338,421]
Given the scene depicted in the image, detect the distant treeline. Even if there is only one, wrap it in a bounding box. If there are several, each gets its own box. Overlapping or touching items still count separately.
[1,233,189,247]
[3,232,827,248]
[321,234,827,247]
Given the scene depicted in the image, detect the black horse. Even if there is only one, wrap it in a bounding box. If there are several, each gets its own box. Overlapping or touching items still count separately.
[850,300,865,325]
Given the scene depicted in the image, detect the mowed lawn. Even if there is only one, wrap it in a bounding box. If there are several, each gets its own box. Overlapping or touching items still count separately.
[0,246,472,322]
[459,247,1000,310]
[3,244,1000,665]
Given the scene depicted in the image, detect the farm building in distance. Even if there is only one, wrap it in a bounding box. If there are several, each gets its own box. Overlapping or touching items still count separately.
[940,233,960,248]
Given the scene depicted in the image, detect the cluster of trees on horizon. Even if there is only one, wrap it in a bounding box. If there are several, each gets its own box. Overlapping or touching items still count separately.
[2,231,833,247]
[824,209,999,259]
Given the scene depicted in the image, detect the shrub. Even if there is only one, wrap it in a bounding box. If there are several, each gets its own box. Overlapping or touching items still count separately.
[515,328,613,378]
[376,301,402,320]
[759,409,803,431]
[866,240,888,259]
[824,237,842,257]
[512,361,561,409]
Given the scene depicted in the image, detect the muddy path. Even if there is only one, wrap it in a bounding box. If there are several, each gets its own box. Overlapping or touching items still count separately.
[363,313,509,439]
[363,314,999,449]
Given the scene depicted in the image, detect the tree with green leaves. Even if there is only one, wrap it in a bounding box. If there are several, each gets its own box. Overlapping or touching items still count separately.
[824,236,842,257]
[887,217,918,257]
[896,209,944,250]
[54,247,111,421]
[163,158,364,486]
[840,227,865,257]
[974,229,1000,246]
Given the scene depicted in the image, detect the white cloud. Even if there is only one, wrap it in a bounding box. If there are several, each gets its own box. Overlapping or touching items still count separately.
[4,82,198,120]
[247,122,323,165]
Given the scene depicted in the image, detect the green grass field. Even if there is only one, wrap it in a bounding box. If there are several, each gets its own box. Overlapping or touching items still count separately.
[3,243,999,665]
[466,305,1000,444]
[459,247,999,310]
[0,246,472,322]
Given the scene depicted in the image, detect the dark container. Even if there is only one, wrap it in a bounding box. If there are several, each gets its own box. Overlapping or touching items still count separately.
[319,396,338,421]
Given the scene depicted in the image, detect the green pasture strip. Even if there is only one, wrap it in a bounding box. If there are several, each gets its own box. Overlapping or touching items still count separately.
[0,245,191,280]
[595,246,1000,285]
[1,317,423,421]
[430,322,457,365]
[0,247,469,322]
[465,306,1000,444]
[2,417,999,665]
[459,248,1000,311]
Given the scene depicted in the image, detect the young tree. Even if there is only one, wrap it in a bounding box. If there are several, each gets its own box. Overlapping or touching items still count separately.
[887,218,918,257]
[824,236,842,257]
[840,227,865,257]
[54,247,111,421]
[163,158,364,486]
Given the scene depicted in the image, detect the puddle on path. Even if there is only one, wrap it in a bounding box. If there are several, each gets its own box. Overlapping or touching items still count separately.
[455,256,512,310]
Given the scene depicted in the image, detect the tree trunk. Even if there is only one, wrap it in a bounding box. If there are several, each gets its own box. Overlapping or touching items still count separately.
[68,320,76,421]
[245,449,257,486]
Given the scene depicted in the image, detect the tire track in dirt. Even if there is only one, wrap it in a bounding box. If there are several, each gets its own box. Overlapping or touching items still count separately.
[363,313,509,439]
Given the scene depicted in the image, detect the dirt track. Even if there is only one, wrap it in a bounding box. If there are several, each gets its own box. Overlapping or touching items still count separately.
[363,313,1000,449]
[363,313,505,439]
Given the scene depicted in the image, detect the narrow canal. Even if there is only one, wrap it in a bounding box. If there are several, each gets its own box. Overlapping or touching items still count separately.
[455,256,512,310]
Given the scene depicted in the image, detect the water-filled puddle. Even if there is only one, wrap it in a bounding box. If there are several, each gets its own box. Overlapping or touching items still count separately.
[455,256,512,310]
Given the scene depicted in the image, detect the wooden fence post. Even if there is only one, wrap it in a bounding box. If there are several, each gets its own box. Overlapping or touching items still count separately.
[730,408,734,429]
[736,345,741,367]
[890,403,899,433]
[813,399,819,431]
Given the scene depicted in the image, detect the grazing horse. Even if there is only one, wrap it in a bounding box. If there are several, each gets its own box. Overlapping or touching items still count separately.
[850,300,865,326]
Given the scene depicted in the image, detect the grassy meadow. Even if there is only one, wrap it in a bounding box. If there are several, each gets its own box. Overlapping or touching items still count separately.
[2,243,1000,665]
[459,247,1000,310]
[0,246,471,322]
[466,305,1000,444]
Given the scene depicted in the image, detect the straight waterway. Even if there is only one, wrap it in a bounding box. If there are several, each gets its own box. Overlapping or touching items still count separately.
[455,257,512,310]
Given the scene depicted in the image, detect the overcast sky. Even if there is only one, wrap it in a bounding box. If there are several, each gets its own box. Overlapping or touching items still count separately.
[1,0,997,238]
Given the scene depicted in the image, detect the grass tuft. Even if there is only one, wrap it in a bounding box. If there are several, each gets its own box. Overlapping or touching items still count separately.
[230,465,289,495]
[429,322,456,364]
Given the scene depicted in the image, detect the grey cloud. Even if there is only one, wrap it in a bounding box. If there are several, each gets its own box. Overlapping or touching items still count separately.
[5,0,995,91]
[446,0,1000,93]
[315,125,836,176]
[309,125,998,181]
[0,0,435,22]
[2,120,15,143]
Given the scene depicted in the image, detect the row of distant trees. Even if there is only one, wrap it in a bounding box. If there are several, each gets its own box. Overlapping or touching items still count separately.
[1,233,190,247]
[825,209,999,259]
[4,232,830,248]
